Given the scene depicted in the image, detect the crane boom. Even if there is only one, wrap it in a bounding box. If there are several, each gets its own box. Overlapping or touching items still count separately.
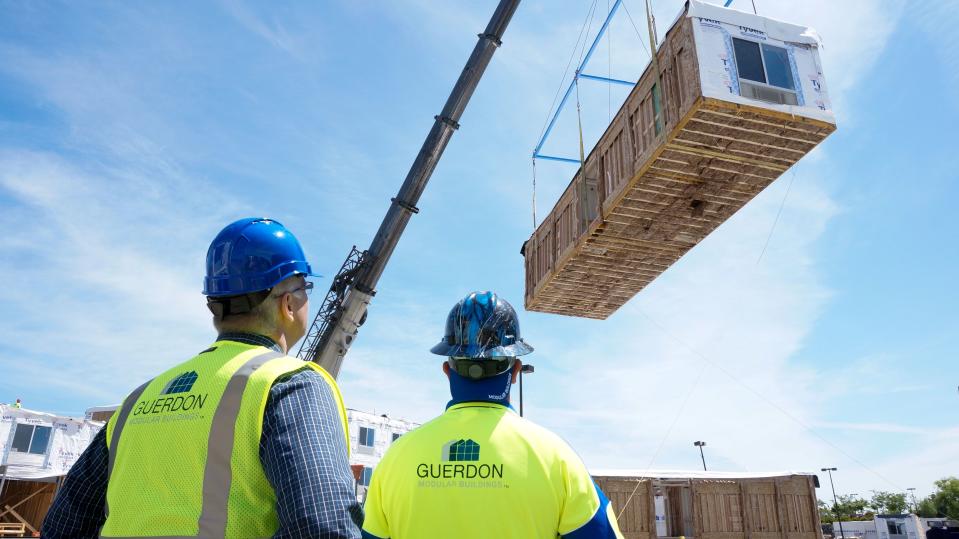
[297,0,522,378]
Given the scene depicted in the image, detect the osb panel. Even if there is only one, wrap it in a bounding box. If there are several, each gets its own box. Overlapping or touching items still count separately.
[0,480,57,533]
[698,492,745,533]
[594,478,654,539]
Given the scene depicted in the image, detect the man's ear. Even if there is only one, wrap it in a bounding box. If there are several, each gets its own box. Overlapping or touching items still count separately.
[442,361,451,378]
[279,292,295,322]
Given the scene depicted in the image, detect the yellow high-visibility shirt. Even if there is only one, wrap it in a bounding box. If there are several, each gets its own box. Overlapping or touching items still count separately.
[362,402,624,539]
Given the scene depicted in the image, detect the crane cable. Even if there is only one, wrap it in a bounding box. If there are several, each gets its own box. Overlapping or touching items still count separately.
[531,157,537,229]
[574,75,589,230]
[645,0,665,134]
[621,0,651,55]
[532,0,601,231]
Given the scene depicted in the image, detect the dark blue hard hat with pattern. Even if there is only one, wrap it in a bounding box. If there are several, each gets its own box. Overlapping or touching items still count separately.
[431,291,534,359]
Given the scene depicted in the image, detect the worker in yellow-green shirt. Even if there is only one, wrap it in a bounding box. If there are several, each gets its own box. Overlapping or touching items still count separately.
[361,291,624,539]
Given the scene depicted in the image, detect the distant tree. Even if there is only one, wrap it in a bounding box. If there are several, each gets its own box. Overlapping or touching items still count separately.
[820,495,871,522]
[819,499,836,523]
[870,491,909,514]
[917,477,959,518]
[917,497,939,518]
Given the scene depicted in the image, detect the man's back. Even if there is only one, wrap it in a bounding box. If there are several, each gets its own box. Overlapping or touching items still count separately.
[362,402,623,539]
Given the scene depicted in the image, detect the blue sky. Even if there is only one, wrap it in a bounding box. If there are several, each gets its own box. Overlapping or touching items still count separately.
[0,0,955,499]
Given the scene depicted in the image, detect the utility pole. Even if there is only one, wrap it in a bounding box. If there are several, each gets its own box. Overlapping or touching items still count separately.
[519,364,534,416]
[694,441,707,471]
[822,467,846,539]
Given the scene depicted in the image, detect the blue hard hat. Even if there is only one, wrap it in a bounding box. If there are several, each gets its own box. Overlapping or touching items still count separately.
[203,218,318,297]
[431,291,534,359]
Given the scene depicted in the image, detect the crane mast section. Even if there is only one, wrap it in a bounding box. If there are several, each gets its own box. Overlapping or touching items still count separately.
[298,0,522,378]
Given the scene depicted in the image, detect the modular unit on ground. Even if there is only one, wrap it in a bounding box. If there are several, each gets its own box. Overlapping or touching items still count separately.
[592,470,823,539]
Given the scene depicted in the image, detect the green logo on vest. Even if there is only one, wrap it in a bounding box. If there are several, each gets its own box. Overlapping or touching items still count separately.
[162,371,199,394]
[130,371,209,422]
[442,439,479,462]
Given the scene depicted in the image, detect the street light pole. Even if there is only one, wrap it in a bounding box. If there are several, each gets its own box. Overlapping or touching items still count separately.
[694,441,707,471]
[519,364,534,417]
[822,467,846,539]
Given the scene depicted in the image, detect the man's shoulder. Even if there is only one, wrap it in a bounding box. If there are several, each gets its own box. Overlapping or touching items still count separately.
[269,365,338,402]
[419,406,579,457]
[505,415,584,461]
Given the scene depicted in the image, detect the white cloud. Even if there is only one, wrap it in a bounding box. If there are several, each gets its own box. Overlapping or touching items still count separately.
[218,0,305,60]
[0,43,249,405]
[910,1,959,92]
[0,149,241,404]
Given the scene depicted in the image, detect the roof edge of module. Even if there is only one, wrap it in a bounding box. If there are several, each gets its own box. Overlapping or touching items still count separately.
[685,0,822,46]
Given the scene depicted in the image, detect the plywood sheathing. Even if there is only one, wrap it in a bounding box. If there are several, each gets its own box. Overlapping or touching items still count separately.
[595,474,821,539]
[0,480,58,535]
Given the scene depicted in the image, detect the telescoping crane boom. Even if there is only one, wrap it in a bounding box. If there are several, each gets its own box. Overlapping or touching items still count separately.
[296,0,522,378]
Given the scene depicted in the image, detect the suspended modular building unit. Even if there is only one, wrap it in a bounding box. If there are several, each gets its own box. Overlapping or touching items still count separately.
[523,1,836,319]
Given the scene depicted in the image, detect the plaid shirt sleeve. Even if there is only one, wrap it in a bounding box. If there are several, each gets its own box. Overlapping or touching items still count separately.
[40,426,109,538]
[261,369,363,538]
[41,366,362,538]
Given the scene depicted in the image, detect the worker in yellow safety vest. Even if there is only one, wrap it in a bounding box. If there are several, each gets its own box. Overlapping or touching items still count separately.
[42,218,363,539]
[361,291,625,539]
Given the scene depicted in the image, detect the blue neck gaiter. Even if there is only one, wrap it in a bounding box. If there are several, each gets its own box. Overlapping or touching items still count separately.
[446,369,513,410]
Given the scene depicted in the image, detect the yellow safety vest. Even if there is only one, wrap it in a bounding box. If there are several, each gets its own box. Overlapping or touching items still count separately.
[101,340,349,538]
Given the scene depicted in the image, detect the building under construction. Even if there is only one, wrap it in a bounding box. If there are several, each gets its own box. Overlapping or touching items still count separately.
[524,0,836,319]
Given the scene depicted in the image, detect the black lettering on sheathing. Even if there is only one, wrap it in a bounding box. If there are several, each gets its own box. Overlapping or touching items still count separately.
[492,464,504,479]
[417,464,429,478]
[133,401,146,416]
[454,464,464,478]
[442,464,453,479]
[161,398,173,413]
[467,465,477,479]
[195,394,208,409]
[477,464,489,478]
[183,395,196,410]
[151,400,163,414]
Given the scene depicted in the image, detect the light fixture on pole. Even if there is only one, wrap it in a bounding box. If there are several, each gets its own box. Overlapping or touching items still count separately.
[693,441,707,471]
[519,363,534,417]
[822,467,846,539]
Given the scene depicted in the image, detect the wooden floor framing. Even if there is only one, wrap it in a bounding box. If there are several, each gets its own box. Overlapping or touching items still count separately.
[526,98,835,319]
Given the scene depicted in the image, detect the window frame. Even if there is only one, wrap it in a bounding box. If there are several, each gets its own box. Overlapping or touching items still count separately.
[391,432,401,443]
[10,424,53,455]
[358,426,375,447]
[732,37,797,93]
